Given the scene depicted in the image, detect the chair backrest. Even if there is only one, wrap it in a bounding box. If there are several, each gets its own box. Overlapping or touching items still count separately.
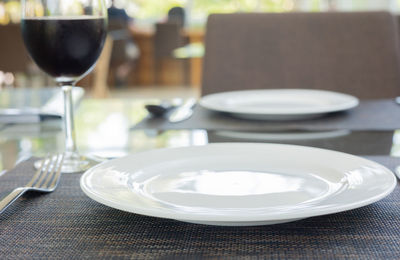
[154,22,184,59]
[202,12,400,99]
[0,24,31,72]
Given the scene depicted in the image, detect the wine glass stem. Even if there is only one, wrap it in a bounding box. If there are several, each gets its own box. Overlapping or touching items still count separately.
[62,85,78,157]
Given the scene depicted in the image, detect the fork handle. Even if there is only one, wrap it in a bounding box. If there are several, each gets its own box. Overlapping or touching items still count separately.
[0,187,27,214]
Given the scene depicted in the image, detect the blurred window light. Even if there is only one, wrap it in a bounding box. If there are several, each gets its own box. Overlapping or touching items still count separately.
[0,71,5,87]
[21,0,44,19]
[1,0,400,26]
[60,1,84,16]
[0,2,10,25]
[5,0,19,23]
[4,72,15,86]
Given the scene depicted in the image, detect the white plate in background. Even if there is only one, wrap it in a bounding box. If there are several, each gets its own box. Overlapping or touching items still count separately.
[200,89,359,120]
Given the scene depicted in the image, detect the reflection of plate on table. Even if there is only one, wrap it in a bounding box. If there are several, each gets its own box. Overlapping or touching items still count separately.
[213,129,351,141]
[200,89,359,120]
[80,143,395,226]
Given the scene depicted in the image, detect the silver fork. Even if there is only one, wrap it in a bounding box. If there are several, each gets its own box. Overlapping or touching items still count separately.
[0,154,64,214]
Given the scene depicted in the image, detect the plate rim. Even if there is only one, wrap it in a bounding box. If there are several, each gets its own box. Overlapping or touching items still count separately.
[80,143,396,223]
[199,89,360,116]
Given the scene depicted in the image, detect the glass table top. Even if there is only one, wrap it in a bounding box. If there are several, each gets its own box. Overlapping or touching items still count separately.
[0,98,399,172]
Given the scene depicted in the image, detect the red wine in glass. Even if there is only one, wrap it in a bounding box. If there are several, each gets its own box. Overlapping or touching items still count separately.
[21,17,107,82]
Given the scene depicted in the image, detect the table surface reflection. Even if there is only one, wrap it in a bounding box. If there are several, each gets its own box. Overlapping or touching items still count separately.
[0,98,399,172]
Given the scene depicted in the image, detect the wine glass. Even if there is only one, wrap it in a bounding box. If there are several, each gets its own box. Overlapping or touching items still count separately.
[21,0,108,173]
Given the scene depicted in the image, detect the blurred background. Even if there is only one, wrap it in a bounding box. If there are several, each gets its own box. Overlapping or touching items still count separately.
[1,0,400,98]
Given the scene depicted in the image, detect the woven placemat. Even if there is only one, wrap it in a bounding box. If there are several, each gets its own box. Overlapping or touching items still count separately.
[0,156,399,259]
[133,99,400,132]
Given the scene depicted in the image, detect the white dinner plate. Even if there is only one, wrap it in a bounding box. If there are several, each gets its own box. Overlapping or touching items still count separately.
[199,89,359,120]
[80,143,395,226]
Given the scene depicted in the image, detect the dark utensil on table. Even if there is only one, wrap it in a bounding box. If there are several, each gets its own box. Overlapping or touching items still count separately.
[145,98,183,117]
[144,98,196,123]
[145,103,175,117]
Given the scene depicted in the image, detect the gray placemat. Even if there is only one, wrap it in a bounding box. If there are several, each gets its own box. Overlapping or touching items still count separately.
[133,99,400,131]
[0,156,399,259]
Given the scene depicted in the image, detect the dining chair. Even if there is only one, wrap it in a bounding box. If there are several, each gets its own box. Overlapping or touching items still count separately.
[154,22,184,59]
[201,12,400,99]
[153,22,188,85]
[0,24,31,73]
[106,18,139,87]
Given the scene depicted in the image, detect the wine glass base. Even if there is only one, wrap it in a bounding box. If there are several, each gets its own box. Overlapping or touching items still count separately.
[34,154,106,173]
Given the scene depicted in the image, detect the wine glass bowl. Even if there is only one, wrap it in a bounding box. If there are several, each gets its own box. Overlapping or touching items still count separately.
[21,16,107,84]
[21,0,108,173]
